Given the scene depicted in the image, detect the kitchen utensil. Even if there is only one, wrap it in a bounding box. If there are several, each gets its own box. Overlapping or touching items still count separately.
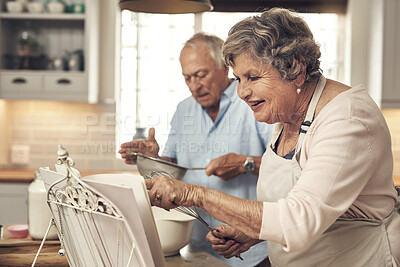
[144,170,243,260]
[27,2,44,13]
[6,1,24,13]
[47,1,65,13]
[7,224,29,238]
[152,206,195,256]
[67,50,83,71]
[127,151,205,180]
[174,206,244,260]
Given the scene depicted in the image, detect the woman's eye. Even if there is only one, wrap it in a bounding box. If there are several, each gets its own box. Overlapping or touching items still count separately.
[249,76,260,81]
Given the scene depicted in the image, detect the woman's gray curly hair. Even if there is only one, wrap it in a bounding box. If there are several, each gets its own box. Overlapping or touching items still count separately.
[223,8,321,82]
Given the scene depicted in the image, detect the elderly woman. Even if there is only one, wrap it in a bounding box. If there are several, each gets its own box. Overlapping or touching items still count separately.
[146,8,400,266]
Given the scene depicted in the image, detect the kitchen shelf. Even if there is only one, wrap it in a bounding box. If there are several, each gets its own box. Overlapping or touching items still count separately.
[0,0,100,103]
[0,13,85,20]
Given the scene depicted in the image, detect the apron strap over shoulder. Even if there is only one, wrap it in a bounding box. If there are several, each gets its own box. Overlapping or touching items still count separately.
[296,75,326,152]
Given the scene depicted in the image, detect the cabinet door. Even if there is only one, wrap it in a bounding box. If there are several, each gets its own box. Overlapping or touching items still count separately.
[381,0,400,108]
[0,72,42,92]
[0,183,29,224]
[44,73,86,92]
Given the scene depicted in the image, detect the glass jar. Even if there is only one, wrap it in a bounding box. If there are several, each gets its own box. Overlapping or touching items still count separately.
[28,171,58,240]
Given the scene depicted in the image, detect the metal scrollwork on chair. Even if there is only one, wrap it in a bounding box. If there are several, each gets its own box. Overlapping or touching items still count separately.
[48,145,122,218]
[32,145,143,267]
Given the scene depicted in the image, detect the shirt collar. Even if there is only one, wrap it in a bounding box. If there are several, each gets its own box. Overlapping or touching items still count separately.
[221,79,238,102]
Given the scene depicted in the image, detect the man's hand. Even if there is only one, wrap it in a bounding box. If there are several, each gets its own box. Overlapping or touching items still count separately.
[118,127,160,165]
[205,153,246,180]
[206,224,260,259]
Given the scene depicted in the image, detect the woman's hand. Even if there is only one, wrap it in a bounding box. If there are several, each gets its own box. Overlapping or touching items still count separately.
[207,224,260,259]
[206,153,247,180]
[145,176,203,210]
[118,128,160,164]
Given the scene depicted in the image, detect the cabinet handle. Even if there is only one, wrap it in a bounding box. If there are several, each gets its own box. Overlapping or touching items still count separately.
[57,79,71,85]
[12,78,27,84]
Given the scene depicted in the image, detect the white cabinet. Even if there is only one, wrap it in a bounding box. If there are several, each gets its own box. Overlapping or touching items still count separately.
[346,0,400,108]
[0,0,99,103]
[381,0,400,108]
[0,182,29,224]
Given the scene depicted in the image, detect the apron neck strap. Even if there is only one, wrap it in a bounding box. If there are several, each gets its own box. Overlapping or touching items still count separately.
[296,75,326,151]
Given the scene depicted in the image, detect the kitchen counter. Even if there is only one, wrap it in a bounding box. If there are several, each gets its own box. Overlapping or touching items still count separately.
[1,169,399,186]
[0,225,229,267]
[0,168,139,183]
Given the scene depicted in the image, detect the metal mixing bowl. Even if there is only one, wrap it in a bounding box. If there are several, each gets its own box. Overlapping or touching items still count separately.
[136,154,188,180]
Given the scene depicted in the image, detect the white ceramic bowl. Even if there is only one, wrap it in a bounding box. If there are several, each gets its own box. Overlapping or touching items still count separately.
[6,1,24,13]
[27,2,44,13]
[152,207,195,256]
[47,2,65,13]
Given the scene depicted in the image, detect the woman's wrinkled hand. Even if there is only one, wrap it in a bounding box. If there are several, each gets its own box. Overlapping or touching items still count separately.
[145,176,201,210]
[118,127,160,164]
[206,224,259,259]
[206,153,246,180]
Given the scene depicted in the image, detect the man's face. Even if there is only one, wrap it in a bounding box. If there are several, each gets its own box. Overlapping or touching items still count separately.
[180,42,228,110]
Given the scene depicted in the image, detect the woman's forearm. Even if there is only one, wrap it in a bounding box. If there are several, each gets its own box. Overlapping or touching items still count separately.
[194,185,263,239]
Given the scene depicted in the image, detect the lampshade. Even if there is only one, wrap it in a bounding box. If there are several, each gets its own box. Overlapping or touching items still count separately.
[119,0,213,14]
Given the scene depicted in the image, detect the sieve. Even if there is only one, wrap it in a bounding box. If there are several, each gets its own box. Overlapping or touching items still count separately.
[144,171,244,261]
[127,151,205,180]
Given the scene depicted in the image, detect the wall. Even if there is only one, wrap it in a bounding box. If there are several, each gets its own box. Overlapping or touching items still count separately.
[345,0,400,108]
[2,100,399,176]
[0,100,9,165]
[3,100,134,171]
[382,109,400,177]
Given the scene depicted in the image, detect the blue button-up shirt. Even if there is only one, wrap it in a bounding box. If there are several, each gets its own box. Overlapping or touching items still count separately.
[162,80,272,266]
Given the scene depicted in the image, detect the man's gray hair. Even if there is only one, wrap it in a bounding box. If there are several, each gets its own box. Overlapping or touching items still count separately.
[181,32,226,70]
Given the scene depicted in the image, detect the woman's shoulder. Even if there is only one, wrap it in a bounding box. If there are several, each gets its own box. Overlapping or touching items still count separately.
[315,79,352,116]
[314,81,385,130]
[317,80,373,117]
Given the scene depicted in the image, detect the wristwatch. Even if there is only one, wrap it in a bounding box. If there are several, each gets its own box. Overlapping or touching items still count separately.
[243,156,255,174]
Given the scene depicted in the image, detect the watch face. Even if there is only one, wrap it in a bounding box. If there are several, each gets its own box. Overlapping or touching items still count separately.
[244,158,255,173]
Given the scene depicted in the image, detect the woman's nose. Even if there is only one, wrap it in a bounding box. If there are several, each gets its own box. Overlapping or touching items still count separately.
[237,82,251,101]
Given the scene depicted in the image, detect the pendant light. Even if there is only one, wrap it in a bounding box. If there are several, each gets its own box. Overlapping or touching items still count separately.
[119,0,213,14]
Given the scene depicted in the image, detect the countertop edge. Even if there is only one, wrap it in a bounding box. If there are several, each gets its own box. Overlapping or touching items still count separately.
[0,169,140,183]
[1,169,399,186]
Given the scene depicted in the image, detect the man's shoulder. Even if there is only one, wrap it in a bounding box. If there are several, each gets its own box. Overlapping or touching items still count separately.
[177,95,196,106]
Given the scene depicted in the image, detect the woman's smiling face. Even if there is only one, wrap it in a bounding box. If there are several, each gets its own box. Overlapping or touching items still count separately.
[232,53,296,124]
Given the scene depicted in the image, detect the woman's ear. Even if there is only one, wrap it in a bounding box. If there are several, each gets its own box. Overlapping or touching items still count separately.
[294,63,306,87]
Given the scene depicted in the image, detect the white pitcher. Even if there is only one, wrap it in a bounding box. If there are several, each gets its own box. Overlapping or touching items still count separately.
[28,171,58,240]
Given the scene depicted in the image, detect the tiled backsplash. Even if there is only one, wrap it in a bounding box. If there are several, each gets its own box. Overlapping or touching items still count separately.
[1,101,400,177]
[3,100,134,171]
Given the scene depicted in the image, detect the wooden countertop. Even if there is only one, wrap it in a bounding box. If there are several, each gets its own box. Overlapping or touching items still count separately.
[0,225,229,267]
[394,176,400,187]
[0,225,68,267]
[0,168,139,183]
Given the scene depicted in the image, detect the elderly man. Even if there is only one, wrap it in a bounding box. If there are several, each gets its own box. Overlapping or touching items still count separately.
[119,33,272,267]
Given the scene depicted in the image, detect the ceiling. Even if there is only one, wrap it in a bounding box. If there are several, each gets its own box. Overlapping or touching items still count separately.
[211,0,348,14]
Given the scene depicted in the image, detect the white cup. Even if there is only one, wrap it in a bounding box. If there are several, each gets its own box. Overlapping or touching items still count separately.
[27,2,44,13]
[6,1,24,13]
[47,2,65,14]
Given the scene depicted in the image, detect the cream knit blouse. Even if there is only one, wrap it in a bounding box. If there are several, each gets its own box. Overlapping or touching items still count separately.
[259,85,398,250]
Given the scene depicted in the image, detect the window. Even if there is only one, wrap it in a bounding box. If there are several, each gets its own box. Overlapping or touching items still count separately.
[117,11,343,153]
